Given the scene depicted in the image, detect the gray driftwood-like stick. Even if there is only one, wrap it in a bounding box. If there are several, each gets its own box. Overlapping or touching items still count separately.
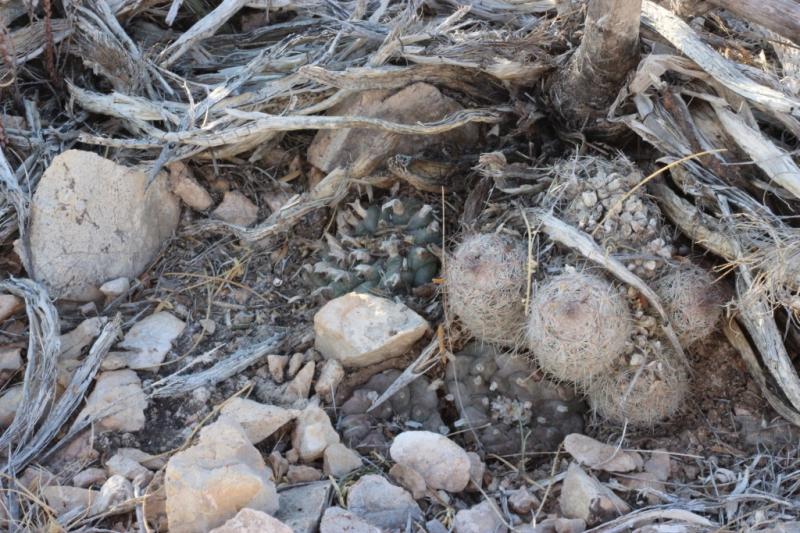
[707,0,800,43]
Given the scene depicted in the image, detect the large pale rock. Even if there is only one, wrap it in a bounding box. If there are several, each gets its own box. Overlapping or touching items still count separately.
[453,500,508,533]
[563,434,642,473]
[314,293,429,368]
[389,431,471,492]
[60,317,106,360]
[307,83,478,177]
[560,464,630,525]
[165,416,278,533]
[292,404,340,462]
[28,150,180,301]
[117,311,186,370]
[76,370,147,432]
[220,397,298,444]
[320,507,381,533]
[210,508,293,533]
[0,294,22,322]
[346,474,422,530]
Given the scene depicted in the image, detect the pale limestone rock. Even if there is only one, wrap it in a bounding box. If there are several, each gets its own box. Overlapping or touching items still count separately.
[60,317,107,360]
[42,485,99,517]
[564,434,643,473]
[347,474,422,530]
[165,416,278,533]
[0,294,22,322]
[389,431,470,492]
[560,464,630,525]
[267,354,288,383]
[91,475,135,515]
[73,468,107,488]
[307,84,478,178]
[210,508,293,533]
[287,352,304,378]
[286,361,314,401]
[212,190,258,226]
[0,386,23,428]
[220,397,298,444]
[320,507,381,533]
[28,150,180,301]
[292,404,340,462]
[314,293,429,368]
[99,277,130,298]
[117,311,186,370]
[168,161,213,211]
[389,463,427,500]
[106,453,150,481]
[77,370,147,432]
[454,500,508,533]
[323,443,363,478]
[315,359,344,400]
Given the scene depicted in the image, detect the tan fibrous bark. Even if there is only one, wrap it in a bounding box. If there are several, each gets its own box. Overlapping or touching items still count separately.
[550,0,643,134]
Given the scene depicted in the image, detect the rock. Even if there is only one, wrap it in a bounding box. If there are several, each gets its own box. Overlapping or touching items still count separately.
[117,311,186,370]
[287,352,304,378]
[115,447,167,470]
[323,443,363,478]
[389,431,470,492]
[77,370,147,432]
[0,385,22,428]
[530,517,586,533]
[286,361,315,401]
[619,472,665,504]
[467,452,485,491]
[220,397,298,444]
[388,463,427,500]
[73,468,107,488]
[92,475,135,515]
[106,453,151,481]
[268,354,288,383]
[42,485,98,517]
[314,293,429,368]
[287,465,322,483]
[563,434,643,473]
[28,150,180,301]
[320,507,381,533]
[307,84,478,178]
[100,352,128,371]
[315,359,344,400]
[99,277,131,298]
[0,347,22,372]
[165,416,278,533]
[644,449,672,482]
[60,317,106,360]
[560,464,630,525]
[210,508,293,533]
[269,451,289,482]
[453,500,508,533]
[0,294,22,321]
[212,190,258,226]
[509,487,540,515]
[19,465,57,491]
[347,474,422,530]
[292,404,340,462]
[168,161,213,211]
[275,481,332,533]
[426,519,450,533]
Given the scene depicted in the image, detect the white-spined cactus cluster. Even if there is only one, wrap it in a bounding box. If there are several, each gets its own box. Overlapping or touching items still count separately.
[444,153,727,427]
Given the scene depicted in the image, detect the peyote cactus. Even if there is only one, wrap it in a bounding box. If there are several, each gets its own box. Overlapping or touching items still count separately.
[303,197,441,298]
[445,342,585,455]
[339,370,447,453]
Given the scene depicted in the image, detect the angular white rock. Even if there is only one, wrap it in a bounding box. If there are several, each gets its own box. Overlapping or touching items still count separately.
[564,434,643,473]
[314,293,429,368]
[60,317,107,360]
[320,507,381,533]
[285,360,314,401]
[390,431,471,492]
[292,404,340,462]
[99,277,131,298]
[118,311,186,370]
[209,508,293,533]
[77,370,147,432]
[28,150,180,301]
[315,359,344,400]
[454,500,508,533]
[165,416,278,533]
[323,443,363,477]
[347,474,422,530]
[220,397,298,444]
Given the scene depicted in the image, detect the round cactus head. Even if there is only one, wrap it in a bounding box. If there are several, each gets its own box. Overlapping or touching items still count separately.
[526,271,632,386]
[587,341,689,427]
[445,233,528,347]
[653,263,725,346]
